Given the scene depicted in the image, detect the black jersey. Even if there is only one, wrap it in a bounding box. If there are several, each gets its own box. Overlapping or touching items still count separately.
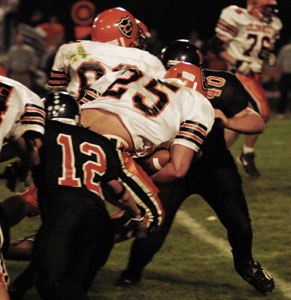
[34,120,121,200]
[197,69,252,165]
[204,68,251,117]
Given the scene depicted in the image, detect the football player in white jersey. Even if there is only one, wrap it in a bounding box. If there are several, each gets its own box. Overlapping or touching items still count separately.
[0,76,45,154]
[46,7,166,100]
[210,0,282,177]
[0,75,45,299]
[80,65,215,183]
[4,7,166,245]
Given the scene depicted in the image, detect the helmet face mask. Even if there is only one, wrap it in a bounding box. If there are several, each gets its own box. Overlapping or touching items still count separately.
[134,19,151,50]
[247,0,278,23]
[43,92,80,125]
[164,62,208,97]
[159,39,203,70]
[91,7,138,47]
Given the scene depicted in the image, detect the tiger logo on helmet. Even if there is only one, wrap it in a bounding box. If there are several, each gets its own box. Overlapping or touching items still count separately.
[91,7,138,48]
[116,16,135,39]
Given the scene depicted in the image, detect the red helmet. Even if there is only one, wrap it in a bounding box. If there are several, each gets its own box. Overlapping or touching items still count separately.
[247,0,278,23]
[164,62,207,97]
[91,7,138,47]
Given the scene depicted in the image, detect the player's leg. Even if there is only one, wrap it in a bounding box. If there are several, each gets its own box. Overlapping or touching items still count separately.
[224,129,240,148]
[117,150,164,231]
[237,134,261,177]
[0,226,9,300]
[235,73,270,178]
[116,180,188,286]
[69,198,114,292]
[33,191,104,300]
[199,158,274,294]
[0,282,9,300]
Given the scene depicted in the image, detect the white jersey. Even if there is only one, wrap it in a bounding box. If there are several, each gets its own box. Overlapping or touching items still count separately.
[47,40,166,99]
[215,5,282,73]
[0,75,45,150]
[81,69,214,157]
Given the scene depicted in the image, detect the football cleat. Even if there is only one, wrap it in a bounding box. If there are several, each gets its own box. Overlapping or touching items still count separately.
[115,270,141,287]
[235,259,274,294]
[237,150,260,178]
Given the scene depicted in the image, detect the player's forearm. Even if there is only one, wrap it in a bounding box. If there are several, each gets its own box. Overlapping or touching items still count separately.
[107,180,142,219]
[152,144,195,183]
[118,189,143,219]
[151,162,184,183]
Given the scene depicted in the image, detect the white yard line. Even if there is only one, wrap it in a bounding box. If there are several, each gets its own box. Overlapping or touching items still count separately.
[176,210,291,299]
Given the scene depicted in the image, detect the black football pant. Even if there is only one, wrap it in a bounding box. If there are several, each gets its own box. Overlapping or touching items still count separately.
[33,190,114,300]
[125,152,253,276]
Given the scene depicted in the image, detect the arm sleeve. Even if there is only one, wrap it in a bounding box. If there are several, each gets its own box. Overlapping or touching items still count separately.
[215,5,240,39]
[173,92,214,152]
[46,45,70,90]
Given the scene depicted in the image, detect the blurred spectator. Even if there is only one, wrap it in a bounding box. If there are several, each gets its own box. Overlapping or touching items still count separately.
[146,27,163,56]
[4,31,38,89]
[26,9,44,27]
[275,38,291,118]
[37,15,64,75]
[188,28,203,48]
[37,15,64,51]
[1,0,20,52]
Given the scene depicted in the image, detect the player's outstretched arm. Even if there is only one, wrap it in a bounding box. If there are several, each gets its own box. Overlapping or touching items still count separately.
[219,107,265,134]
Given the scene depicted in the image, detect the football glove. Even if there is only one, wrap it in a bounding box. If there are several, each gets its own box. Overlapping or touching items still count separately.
[113,211,147,243]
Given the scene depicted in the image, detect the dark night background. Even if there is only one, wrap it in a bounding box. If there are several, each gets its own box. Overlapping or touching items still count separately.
[18,0,291,50]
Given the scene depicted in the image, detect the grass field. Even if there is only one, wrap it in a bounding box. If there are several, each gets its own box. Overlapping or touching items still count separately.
[1,115,291,300]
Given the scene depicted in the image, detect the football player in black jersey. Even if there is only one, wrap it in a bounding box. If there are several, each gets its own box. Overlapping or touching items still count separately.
[30,92,148,300]
[116,40,275,295]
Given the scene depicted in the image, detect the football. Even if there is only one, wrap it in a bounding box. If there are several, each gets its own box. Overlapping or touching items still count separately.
[141,148,170,174]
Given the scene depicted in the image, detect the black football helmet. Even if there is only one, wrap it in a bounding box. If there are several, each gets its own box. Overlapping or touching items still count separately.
[43,92,80,125]
[159,39,204,70]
